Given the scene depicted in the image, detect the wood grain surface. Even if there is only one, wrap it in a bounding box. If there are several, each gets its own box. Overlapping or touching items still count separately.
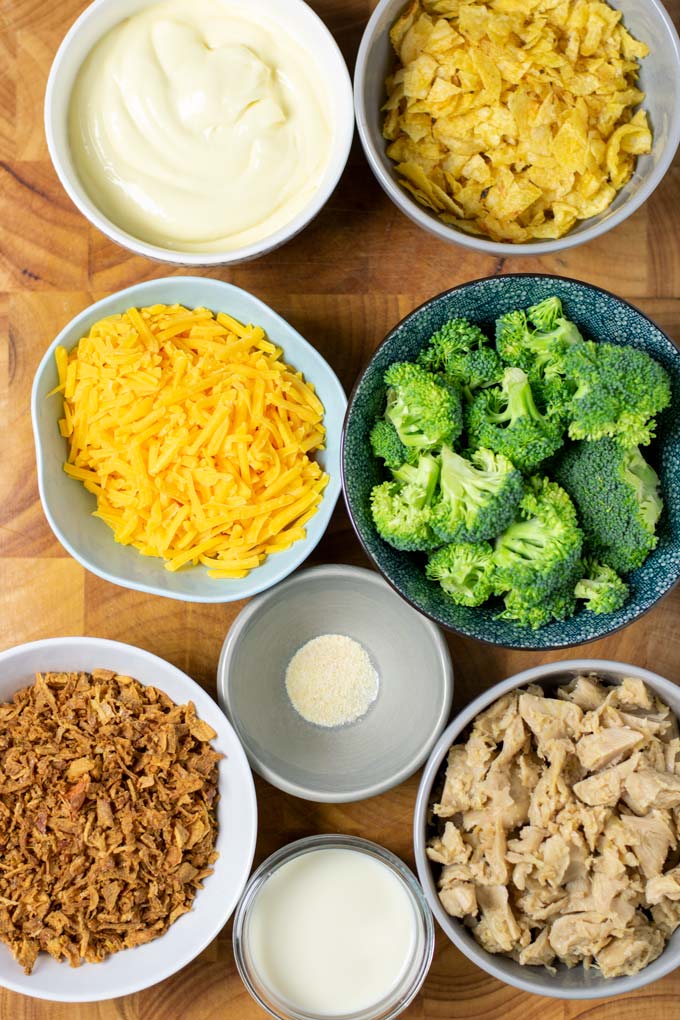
[1,0,680,1016]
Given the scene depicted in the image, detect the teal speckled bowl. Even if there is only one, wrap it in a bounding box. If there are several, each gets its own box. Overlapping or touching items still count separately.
[342,275,680,650]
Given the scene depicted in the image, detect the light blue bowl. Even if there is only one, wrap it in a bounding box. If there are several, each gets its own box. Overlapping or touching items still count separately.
[32,277,346,602]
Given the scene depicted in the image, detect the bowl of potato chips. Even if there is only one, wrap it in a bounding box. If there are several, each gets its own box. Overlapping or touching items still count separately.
[355,0,680,255]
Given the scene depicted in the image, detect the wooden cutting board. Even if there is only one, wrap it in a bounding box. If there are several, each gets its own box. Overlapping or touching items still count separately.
[1,0,680,1016]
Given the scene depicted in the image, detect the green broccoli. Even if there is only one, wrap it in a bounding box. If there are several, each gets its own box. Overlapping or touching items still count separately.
[574,559,629,614]
[369,419,407,470]
[494,476,583,602]
[466,367,564,473]
[498,582,577,629]
[384,361,463,454]
[418,317,502,398]
[564,341,671,446]
[554,438,663,573]
[430,445,524,544]
[495,297,583,377]
[370,453,441,552]
[426,541,496,607]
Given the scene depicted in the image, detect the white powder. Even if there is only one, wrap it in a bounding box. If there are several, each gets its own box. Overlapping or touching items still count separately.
[285,634,379,728]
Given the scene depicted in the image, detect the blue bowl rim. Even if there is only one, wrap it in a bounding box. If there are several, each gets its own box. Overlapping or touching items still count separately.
[341,271,680,651]
[31,276,347,604]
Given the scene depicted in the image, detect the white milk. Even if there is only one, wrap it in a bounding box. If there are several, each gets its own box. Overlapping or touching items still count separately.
[247,848,417,1016]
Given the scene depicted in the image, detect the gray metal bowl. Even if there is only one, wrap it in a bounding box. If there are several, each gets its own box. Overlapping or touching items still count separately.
[218,564,453,803]
[414,659,680,998]
[354,0,680,257]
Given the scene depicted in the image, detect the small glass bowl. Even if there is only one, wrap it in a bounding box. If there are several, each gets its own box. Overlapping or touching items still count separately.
[232,834,435,1020]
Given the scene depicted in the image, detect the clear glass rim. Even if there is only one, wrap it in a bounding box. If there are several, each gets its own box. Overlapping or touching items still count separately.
[232,834,435,1020]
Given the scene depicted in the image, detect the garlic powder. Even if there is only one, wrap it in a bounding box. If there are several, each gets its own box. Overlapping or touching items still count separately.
[285,634,379,728]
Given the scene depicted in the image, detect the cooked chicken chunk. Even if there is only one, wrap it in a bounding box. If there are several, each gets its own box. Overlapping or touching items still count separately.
[439,883,477,918]
[618,811,675,878]
[573,756,639,807]
[428,674,680,979]
[518,928,556,969]
[559,675,608,711]
[646,866,680,905]
[595,926,665,979]
[623,768,680,815]
[475,885,521,954]
[576,727,645,772]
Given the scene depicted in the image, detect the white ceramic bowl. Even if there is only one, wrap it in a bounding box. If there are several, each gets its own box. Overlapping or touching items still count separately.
[0,637,257,1002]
[217,564,453,802]
[414,658,680,999]
[355,0,680,257]
[44,0,354,265]
[31,276,346,602]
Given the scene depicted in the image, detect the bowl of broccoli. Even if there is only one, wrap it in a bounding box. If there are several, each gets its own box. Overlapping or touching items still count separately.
[341,275,680,649]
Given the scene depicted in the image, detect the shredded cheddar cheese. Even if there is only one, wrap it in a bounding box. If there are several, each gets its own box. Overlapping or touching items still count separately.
[55,304,329,578]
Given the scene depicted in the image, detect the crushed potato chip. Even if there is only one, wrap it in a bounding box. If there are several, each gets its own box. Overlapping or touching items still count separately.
[383,0,652,242]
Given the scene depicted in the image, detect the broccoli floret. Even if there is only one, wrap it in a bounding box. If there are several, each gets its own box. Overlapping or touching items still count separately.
[418,318,502,399]
[369,419,407,470]
[498,583,577,629]
[527,297,584,346]
[554,438,663,573]
[430,445,524,543]
[370,453,441,552]
[574,559,629,614]
[495,298,583,376]
[493,476,583,601]
[564,341,671,446]
[426,541,496,607]
[466,367,564,472]
[384,361,463,454]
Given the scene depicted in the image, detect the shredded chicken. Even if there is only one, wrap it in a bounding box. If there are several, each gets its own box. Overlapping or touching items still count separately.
[0,670,221,974]
[428,673,680,978]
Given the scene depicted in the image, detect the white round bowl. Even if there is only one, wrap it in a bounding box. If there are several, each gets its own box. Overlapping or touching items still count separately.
[44,0,354,265]
[0,637,257,1002]
[414,658,680,999]
[217,563,453,803]
[31,276,346,603]
[355,0,680,257]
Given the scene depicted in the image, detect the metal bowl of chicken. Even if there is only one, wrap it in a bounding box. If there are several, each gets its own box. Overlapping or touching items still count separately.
[413,658,680,999]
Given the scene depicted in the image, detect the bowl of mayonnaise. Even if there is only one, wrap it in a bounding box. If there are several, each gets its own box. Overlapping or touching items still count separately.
[45,0,354,265]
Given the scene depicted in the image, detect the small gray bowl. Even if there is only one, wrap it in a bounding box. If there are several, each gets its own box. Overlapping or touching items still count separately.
[414,658,680,999]
[217,564,453,802]
[355,0,680,256]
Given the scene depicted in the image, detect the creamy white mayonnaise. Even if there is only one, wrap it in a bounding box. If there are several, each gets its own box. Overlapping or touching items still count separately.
[68,0,332,252]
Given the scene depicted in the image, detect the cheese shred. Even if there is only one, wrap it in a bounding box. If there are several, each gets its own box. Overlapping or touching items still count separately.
[55,304,329,577]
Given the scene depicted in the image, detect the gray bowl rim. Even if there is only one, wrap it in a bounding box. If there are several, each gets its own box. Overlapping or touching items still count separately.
[44,0,355,267]
[413,657,680,999]
[341,271,680,651]
[353,0,680,257]
[217,562,454,802]
[31,276,346,604]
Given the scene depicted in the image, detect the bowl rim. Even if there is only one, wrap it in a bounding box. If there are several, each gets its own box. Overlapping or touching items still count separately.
[232,833,435,1020]
[0,636,258,1002]
[341,271,680,651]
[413,657,680,999]
[353,0,680,257]
[31,276,346,603]
[216,562,454,802]
[43,0,355,266]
